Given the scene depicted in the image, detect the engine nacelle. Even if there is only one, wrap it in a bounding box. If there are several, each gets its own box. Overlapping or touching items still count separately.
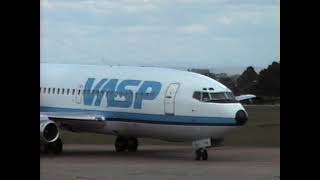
[40,118,59,143]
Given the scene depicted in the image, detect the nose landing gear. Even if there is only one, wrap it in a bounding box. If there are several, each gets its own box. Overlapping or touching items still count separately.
[195,148,208,160]
[193,138,211,161]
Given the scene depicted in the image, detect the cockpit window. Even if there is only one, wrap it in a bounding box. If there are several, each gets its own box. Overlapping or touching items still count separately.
[225,92,236,100]
[192,91,201,101]
[210,92,225,100]
[210,92,237,103]
[193,91,238,103]
[202,92,210,102]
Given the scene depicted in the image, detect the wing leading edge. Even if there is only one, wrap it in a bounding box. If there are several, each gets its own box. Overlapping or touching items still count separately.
[40,112,107,133]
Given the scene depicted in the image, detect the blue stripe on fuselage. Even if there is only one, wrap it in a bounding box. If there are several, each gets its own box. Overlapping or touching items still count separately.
[40,106,238,126]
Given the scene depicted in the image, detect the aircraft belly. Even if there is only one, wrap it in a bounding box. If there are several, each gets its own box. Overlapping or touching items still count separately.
[57,120,106,133]
[105,121,237,141]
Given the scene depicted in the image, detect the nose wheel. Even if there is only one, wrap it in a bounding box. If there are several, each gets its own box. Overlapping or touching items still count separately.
[195,148,208,161]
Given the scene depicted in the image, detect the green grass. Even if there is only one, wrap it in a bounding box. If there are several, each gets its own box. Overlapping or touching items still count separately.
[60,105,280,147]
[224,105,280,147]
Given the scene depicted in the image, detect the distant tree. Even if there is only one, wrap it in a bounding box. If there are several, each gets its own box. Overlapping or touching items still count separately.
[216,75,238,92]
[229,74,240,80]
[215,73,228,79]
[207,73,216,79]
[236,66,258,94]
[188,61,280,98]
[254,61,280,96]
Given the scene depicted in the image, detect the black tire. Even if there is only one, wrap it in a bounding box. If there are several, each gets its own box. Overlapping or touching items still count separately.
[127,138,138,152]
[51,138,63,155]
[195,149,201,160]
[42,144,49,154]
[115,136,128,152]
[201,150,208,160]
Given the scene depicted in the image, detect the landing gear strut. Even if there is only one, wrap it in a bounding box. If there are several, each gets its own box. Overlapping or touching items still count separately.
[115,136,138,152]
[42,138,63,155]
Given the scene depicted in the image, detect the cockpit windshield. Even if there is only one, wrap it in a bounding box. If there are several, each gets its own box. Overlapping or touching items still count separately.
[210,92,237,103]
[193,91,238,103]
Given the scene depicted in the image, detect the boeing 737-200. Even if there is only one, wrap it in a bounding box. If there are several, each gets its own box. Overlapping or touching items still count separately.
[40,63,251,160]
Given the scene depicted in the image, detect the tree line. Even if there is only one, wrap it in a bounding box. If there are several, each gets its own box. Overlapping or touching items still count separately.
[202,61,280,97]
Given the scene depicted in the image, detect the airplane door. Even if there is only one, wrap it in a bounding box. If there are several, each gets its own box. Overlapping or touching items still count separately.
[75,84,83,104]
[164,83,180,115]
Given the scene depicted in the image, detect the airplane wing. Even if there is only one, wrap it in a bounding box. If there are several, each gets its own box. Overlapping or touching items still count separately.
[41,112,106,121]
[235,94,256,102]
[40,112,107,133]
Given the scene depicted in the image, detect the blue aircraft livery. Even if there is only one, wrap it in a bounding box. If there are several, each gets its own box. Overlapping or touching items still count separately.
[83,78,162,109]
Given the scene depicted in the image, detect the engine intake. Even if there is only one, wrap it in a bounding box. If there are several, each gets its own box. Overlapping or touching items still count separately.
[40,119,59,143]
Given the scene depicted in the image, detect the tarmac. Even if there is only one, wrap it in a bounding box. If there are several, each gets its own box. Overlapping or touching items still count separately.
[40,144,280,180]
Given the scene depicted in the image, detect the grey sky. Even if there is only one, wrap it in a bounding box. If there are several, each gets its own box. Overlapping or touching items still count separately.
[41,0,279,74]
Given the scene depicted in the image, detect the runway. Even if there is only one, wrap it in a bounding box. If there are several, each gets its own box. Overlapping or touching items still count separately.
[40,144,280,180]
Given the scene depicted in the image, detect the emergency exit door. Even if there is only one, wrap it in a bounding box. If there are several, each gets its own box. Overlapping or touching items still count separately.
[164,83,180,115]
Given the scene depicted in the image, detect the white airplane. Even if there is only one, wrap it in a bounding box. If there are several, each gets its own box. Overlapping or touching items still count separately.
[40,63,251,160]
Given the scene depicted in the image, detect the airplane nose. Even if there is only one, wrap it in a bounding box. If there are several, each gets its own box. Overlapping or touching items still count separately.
[235,110,248,125]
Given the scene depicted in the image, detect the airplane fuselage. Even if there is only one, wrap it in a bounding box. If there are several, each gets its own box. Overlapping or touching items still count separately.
[40,63,247,142]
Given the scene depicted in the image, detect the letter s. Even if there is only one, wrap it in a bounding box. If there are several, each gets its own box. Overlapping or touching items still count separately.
[108,80,141,108]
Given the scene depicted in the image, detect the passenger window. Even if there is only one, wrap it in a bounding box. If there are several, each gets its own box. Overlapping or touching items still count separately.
[202,92,210,102]
[52,88,55,94]
[193,92,201,101]
[67,89,70,95]
[78,89,81,95]
[72,89,75,95]
[62,89,65,95]
[57,88,60,94]
[48,88,51,94]
[40,87,41,93]
[43,88,46,94]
